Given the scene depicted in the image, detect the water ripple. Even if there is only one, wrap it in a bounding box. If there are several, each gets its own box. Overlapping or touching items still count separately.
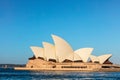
[0,69,120,80]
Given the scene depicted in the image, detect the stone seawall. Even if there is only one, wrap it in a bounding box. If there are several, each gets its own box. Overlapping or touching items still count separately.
[14,67,120,72]
[14,67,97,71]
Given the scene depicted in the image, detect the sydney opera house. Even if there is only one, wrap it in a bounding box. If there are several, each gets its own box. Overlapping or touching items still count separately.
[15,35,120,71]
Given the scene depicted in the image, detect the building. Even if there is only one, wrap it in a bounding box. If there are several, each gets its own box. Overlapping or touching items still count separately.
[15,34,120,71]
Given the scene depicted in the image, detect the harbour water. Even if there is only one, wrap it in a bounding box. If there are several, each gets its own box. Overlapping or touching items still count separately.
[0,68,120,80]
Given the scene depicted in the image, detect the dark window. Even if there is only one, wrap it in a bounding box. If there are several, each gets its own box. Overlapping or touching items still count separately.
[49,59,56,62]
[38,57,44,60]
[61,66,87,68]
[102,66,111,68]
[31,66,33,68]
[29,55,36,60]
[52,65,56,68]
[74,60,83,62]
[62,59,73,63]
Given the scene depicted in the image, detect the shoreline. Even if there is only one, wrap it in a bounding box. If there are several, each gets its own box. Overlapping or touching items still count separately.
[14,67,120,72]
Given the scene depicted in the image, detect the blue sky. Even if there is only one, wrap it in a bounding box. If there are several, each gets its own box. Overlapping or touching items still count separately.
[0,0,120,64]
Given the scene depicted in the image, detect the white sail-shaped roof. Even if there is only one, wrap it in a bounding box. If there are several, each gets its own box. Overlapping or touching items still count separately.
[42,42,56,61]
[74,48,93,62]
[30,46,44,58]
[90,54,112,64]
[98,54,112,64]
[90,55,99,63]
[52,34,74,62]
[66,53,82,61]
